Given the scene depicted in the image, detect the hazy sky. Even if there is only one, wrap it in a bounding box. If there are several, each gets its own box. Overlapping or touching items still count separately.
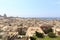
[0,0,60,17]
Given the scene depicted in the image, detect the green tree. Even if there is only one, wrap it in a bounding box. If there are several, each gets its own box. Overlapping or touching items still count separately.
[48,32,56,38]
[43,28,53,34]
[35,31,44,38]
[30,37,36,40]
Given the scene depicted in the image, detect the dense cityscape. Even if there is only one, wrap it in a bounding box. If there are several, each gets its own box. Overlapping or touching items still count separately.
[0,14,60,40]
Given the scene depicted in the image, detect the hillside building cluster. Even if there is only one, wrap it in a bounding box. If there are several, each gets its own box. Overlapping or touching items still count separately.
[0,14,60,40]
